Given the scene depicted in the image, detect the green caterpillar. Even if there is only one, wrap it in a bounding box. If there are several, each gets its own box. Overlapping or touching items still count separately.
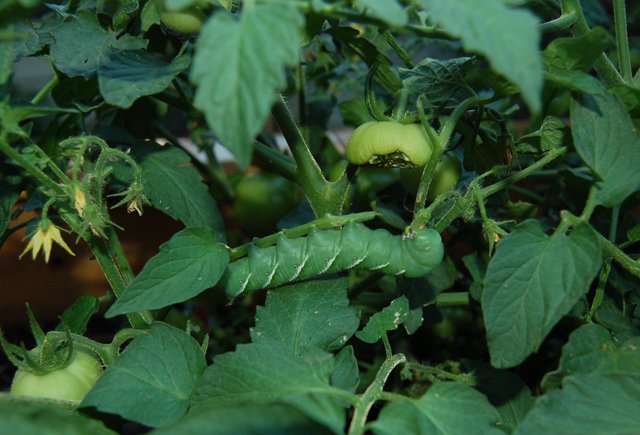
[219,222,444,298]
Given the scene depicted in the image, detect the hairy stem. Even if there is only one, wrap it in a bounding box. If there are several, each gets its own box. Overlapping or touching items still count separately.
[348,353,406,435]
[613,0,633,82]
[272,96,349,216]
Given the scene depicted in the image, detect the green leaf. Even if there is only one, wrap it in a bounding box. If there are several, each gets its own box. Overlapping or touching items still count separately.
[545,69,604,95]
[517,116,564,154]
[331,346,360,393]
[594,295,640,341]
[356,296,409,344]
[0,396,116,435]
[251,278,359,353]
[152,402,333,435]
[0,32,13,93]
[140,0,161,31]
[370,382,502,435]
[49,10,147,79]
[105,227,228,317]
[515,373,640,434]
[417,0,542,112]
[192,341,349,433]
[134,143,225,234]
[98,48,190,109]
[82,322,207,428]
[354,0,407,27]
[571,90,640,207]
[191,4,304,168]
[542,27,611,72]
[400,57,473,104]
[465,361,534,433]
[55,294,100,335]
[0,163,21,237]
[482,221,602,368]
[338,98,374,127]
[627,226,640,244]
[326,26,402,94]
[541,324,640,391]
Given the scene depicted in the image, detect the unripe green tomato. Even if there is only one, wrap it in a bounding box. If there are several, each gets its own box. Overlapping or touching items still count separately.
[233,173,301,237]
[154,0,207,34]
[400,153,462,200]
[346,121,434,168]
[11,350,103,404]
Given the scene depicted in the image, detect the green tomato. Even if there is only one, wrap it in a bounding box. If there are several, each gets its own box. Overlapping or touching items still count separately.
[400,153,462,200]
[11,349,103,404]
[154,0,207,34]
[233,173,301,237]
[345,121,434,168]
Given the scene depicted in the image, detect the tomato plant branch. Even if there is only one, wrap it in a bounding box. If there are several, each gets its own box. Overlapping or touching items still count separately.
[613,0,633,82]
[430,147,567,232]
[412,99,444,215]
[30,71,59,105]
[228,211,378,261]
[405,362,476,385]
[436,292,470,307]
[561,0,624,87]
[272,95,349,216]
[480,147,567,198]
[539,11,576,33]
[348,353,407,435]
[0,137,65,195]
[253,140,298,181]
[379,29,413,69]
[561,211,640,278]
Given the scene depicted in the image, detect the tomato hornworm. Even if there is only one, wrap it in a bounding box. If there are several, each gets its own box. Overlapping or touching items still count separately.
[219,221,444,298]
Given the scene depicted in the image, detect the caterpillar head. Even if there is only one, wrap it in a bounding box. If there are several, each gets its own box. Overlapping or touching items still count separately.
[403,228,444,277]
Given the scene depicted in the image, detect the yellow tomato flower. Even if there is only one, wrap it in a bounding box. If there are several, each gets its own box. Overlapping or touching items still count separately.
[20,221,75,263]
[73,186,87,217]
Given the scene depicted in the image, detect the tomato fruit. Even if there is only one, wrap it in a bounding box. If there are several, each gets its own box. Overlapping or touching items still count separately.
[345,121,434,168]
[154,0,207,34]
[400,153,462,200]
[233,173,301,236]
[11,349,103,404]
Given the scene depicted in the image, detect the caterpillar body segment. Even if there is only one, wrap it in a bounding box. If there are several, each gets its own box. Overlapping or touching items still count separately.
[219,222,444,298]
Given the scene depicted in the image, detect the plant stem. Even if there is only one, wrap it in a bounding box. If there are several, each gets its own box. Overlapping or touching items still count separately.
[539,11,576,33]
[406,361,476,385]
[348,353,406,435]
[436,292,470,306]
[0,138,65,195]
[31,73,59,105]
[589,204,618,320]
[379,28,413,68]
[272,96,349,216]
[561,0,625,87]
[613,0,633,82]
[253,141,298,181]
[77,224,152,327]
[427,147,567,232]
[562,211,640,278]
[480,147,567,198]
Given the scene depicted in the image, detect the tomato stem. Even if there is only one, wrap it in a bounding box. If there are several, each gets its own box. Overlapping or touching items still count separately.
[613,0,633,83]
[348,353,406,435]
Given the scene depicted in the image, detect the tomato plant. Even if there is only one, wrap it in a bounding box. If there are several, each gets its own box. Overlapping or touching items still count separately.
[2,0,640,433]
